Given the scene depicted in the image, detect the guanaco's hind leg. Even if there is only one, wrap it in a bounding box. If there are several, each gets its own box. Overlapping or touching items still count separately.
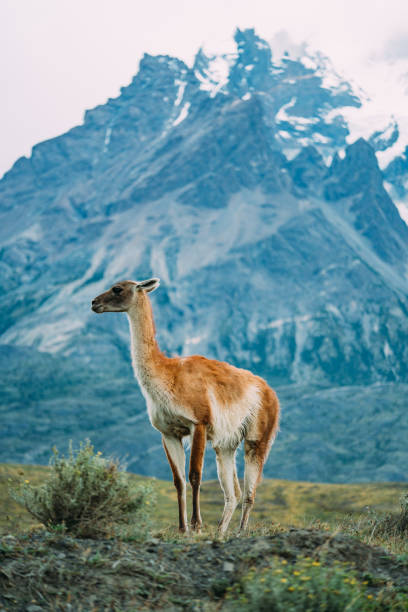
[239,386,279,533]
[214,447,240,536]
[189,424,206,531]
[239,440,265,532]
[162,435,188,532]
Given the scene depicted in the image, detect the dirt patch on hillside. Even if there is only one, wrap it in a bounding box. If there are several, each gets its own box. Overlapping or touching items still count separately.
[0,528,407,610]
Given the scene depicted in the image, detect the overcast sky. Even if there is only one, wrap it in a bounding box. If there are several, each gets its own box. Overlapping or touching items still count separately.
[1,0,408,176]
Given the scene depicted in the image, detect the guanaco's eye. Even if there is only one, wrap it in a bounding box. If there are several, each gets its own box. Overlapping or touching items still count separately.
[112,286,123,295]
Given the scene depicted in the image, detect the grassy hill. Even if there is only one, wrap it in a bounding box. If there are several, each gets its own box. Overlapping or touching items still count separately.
[1,462,406,536]
[1,462,407,610]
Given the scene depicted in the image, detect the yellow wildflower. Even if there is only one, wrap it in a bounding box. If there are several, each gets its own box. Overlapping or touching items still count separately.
[24,480,30,484]
[293,571,301,576]
[288,586,295,592]
[280,578,288,583]
[367,595,373,600]
[312,561,320,566]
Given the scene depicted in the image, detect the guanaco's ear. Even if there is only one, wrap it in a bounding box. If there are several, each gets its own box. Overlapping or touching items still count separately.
[136,278,160,293]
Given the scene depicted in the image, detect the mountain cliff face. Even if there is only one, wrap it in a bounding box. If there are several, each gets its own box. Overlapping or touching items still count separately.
[1,29,407,482]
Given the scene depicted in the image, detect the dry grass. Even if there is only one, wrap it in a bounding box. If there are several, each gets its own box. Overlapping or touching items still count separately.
[2,462,406,554]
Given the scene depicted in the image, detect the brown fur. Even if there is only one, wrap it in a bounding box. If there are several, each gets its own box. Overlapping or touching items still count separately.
[189,424,206,530]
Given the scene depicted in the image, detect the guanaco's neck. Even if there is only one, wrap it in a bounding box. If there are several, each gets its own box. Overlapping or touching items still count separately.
[127,292,166,384]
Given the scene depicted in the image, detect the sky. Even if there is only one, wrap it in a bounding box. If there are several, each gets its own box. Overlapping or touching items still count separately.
[1,0,408,176]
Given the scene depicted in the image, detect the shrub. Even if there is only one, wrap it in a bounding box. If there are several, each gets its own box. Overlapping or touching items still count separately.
[11,440,155,538]
[375,492,408,538]
[225,557,383,611]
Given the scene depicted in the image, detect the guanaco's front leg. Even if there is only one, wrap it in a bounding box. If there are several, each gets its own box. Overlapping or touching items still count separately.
[189,424,206,531]
[162,435,188,532]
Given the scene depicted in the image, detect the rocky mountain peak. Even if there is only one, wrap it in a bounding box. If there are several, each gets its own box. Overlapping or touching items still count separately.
[325,138,383,200]
[228,29,276,96]
[1,30,408,481]
[286,146,327,189]
[234,28,272,66]
[345,137,379,165]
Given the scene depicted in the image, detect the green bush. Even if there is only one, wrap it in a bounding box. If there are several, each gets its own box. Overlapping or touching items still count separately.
[376,492,408,538]
[224,556,403,611]
[11,440,155,538]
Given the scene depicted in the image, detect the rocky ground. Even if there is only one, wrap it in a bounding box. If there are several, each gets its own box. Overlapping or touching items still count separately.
[1,527,407,611]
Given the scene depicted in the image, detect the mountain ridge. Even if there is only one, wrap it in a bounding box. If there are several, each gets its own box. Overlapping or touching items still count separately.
[1,28,407,481]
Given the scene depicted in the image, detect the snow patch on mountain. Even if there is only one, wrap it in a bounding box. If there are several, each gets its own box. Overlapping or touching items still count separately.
[173,102,190,126]
[103,126,112,152]
[267,32,408,174]
[392,198,408,225]
[193,49,234,97]
[19,223,43,242]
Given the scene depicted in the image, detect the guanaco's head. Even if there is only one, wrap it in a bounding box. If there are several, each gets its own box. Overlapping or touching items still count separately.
[91,278,160,313]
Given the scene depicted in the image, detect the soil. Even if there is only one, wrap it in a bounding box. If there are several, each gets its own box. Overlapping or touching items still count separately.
[0,528,407,611]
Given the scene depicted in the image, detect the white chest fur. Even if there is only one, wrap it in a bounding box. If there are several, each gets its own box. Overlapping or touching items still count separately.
[127,307,187,435]
[136,371,193,438]
[145,393,192,438]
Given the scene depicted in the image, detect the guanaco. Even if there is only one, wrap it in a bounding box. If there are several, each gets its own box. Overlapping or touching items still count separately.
[92,278,279,534]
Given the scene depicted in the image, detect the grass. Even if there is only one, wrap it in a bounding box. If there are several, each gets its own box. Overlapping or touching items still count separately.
[1,521,407,610]
[225,558,378,611]
[1,462,406,541]
[1,461,407,611]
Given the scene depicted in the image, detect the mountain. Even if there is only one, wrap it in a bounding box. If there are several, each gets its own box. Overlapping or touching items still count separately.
[1,28,407,482]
